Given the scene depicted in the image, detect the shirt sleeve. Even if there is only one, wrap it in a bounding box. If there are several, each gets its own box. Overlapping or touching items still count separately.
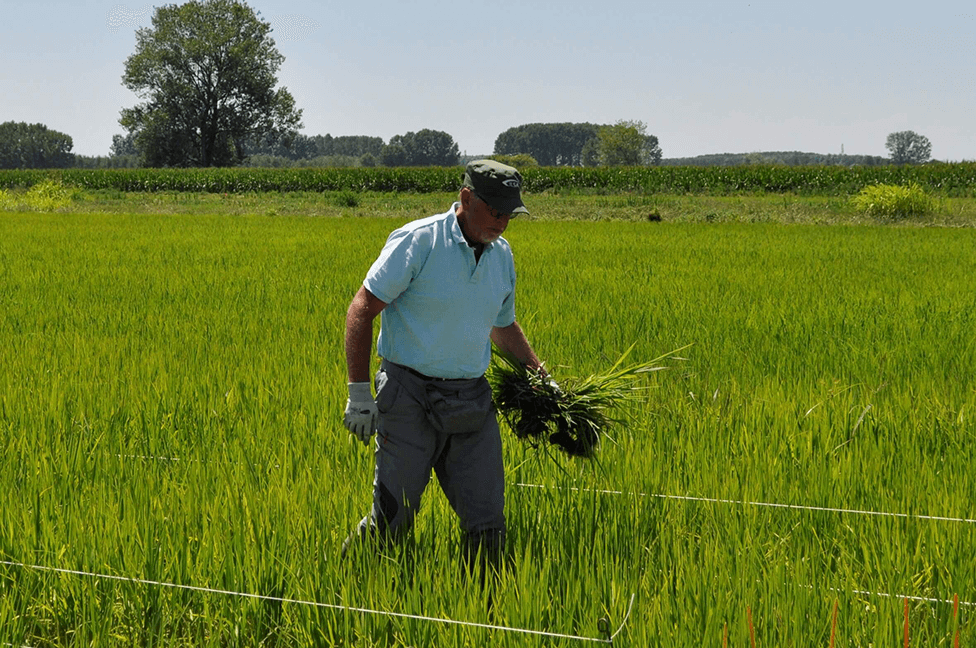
[363,226,431,304]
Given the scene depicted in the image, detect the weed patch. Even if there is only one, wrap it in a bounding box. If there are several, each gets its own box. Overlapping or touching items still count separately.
[0,179,80,212]
[851,182,936,220]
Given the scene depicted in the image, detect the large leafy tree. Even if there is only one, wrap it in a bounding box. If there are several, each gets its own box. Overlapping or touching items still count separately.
[885,131,932,165]
[0,122,74,169]
[120,0,302,167]
[593,120,662,167]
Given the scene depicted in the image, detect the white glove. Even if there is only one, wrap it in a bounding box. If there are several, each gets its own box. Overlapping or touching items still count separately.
[546,376,562,395]
[344,382,378,445]
[538,367,561,395]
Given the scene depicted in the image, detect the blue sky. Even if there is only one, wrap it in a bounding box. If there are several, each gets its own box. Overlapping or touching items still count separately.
[2,0,973,160]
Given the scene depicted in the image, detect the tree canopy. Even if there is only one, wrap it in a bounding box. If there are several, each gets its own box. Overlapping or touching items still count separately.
[885,131,932,165]
[379,130,459,166]
[493,123,599,166]
[120,0,302,167]
[593,120,662,166]
[0,122,74,169]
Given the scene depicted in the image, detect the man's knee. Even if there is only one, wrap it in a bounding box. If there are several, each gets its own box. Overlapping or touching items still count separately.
[374,481,401,531]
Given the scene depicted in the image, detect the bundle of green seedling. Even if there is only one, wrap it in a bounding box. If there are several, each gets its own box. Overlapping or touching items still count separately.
[489,344,687,458]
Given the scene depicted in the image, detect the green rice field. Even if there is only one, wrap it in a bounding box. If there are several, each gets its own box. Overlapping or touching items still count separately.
[1,197,975,645]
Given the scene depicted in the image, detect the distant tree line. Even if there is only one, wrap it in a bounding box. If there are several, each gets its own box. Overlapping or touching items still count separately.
[660,151,891,167]
[0,122,74,169]
[493,121,663,167]
[240,128,460,168]
[242,133,385,167]
[2,120,938,171]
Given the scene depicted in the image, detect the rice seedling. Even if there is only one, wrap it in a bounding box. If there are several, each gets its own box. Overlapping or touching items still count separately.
[488,343,687,457]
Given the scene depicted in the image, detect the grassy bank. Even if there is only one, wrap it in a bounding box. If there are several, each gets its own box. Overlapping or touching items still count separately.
[3,185,976,226]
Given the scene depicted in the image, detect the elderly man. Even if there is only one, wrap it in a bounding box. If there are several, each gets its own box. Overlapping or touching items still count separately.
[343,160,547,568]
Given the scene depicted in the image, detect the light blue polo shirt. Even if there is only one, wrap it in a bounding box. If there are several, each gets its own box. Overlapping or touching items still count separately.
[363,203,517,379]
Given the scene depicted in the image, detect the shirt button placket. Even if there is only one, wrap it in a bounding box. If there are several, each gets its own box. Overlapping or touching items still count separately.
[470,248,484,283]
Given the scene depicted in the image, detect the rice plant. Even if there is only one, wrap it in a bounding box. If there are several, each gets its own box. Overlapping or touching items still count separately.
[0,209,973,646]
[489,343,686,457]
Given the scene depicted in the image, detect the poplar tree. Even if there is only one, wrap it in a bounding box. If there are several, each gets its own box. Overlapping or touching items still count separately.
[120,0,302,167]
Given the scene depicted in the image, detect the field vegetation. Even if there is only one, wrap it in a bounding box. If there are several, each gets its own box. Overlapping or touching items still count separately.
[2,179,976,227]
[851,182,938,220]
[1,176,974,645]
[2,162,976,196]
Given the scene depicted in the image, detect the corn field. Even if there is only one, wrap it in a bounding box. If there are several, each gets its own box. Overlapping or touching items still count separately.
[2,163,976,195]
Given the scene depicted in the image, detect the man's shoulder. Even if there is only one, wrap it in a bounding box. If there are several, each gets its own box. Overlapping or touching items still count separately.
[381,209,453,256]
[493,235,513,254]
[394,208,455,236]
[490,235,514,263]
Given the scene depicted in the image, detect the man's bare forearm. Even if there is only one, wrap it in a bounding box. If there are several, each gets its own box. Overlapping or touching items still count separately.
[345,286,387,383]
[490,321,545,375]
[345,315,373,384]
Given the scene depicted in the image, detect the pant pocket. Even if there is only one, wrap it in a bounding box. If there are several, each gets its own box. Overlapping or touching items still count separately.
[374,369,401,414]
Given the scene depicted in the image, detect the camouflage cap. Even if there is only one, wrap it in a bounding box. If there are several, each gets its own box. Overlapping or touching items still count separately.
[462,159,529,216]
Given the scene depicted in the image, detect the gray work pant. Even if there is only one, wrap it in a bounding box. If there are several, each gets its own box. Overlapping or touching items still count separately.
[351,359,506,561]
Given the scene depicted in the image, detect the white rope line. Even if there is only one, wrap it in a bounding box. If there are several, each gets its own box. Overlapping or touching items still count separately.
[822,585,976,608]
[518,484,976,607]
[0,560,631,644]
[609,592,636,641]
[100,459,974,609]
[117,454,976,525]
[515,483,976,525]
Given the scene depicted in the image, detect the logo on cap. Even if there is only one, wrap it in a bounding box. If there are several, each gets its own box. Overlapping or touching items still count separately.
[502,179,520,188]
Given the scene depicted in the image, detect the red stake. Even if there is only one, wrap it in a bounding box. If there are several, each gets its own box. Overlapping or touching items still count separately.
[954,593,960,648]
[904,598,910,648]
[829,599,838,648]
[723,622,728,648]
[748,606,757,648]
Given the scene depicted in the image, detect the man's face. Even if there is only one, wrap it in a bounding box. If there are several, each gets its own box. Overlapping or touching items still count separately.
[459,187,513,244]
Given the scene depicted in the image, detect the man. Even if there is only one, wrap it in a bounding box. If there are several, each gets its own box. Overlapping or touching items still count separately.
[343,159,547,569]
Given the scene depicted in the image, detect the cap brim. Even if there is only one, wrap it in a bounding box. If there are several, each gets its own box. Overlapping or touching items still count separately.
[487,196,529,216]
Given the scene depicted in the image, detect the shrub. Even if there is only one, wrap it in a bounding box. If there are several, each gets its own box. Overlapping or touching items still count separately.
[0,179,79,211]
[851,182,935,220]
[333,190,360,208]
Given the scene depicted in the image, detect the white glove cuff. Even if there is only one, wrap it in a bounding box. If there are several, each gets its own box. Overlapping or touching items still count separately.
[348,382,373,402]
